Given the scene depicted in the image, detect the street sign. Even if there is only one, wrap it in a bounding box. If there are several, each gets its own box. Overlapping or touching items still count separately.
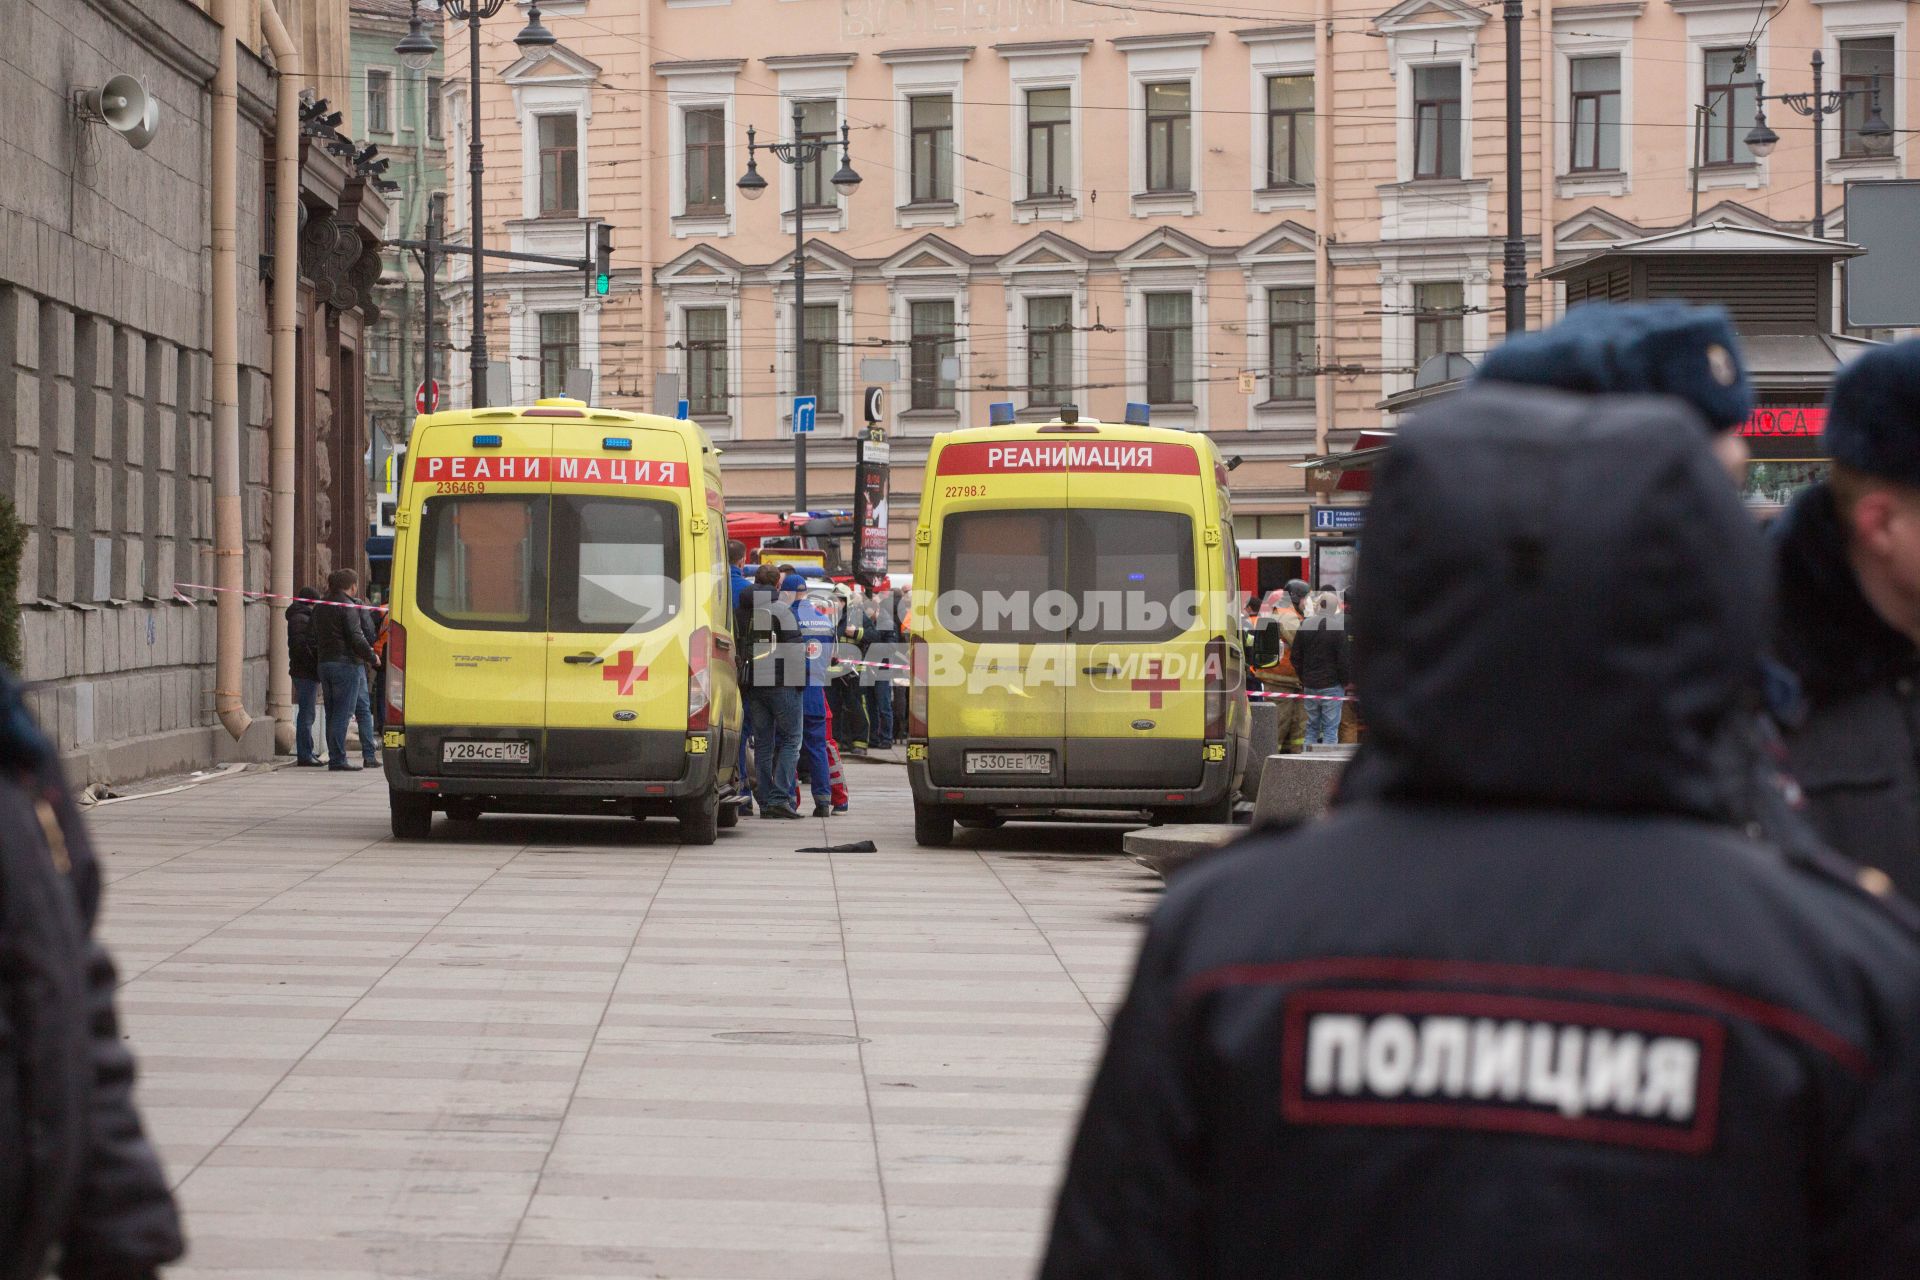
[564,368,594,404]
[862,385,885,424]
[652,372,682,417]
[1845,180,1920,328]
[415,379,439,414]
[860,357,900,383]
[793,395,817,435]
[1237,370,1257,395]
[1310,505,1366,534]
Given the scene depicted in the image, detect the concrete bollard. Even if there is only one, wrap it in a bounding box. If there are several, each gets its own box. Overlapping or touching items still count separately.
[1251,749,1354,827]
[1243,702,1279,801]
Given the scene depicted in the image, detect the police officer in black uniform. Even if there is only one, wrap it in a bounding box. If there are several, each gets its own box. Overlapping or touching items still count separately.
[1774,338,1920,900]
[1040,383,1920,1278]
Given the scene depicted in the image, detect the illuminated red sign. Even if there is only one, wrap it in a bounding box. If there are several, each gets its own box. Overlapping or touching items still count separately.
[1737,407,1826,439]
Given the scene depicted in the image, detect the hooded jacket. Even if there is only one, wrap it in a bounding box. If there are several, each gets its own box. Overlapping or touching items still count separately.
[1772,482,1920,899]
[1041,384,1920,1280]
[0,672,183,1279]
[284,593,318,682]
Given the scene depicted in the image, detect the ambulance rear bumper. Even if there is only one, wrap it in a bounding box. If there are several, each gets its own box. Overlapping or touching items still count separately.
[906,741,1236,810]
[383,727,721,800]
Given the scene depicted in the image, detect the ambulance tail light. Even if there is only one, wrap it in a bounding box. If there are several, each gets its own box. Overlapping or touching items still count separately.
[385,621,407,727]
[687,626,713,731]
[908,637,929,738]
[1204,637,1227,739]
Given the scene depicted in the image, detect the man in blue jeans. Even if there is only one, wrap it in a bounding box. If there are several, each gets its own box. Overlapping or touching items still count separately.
[286,585,323,765]
[310,567,379,772]
[739,571,806,818]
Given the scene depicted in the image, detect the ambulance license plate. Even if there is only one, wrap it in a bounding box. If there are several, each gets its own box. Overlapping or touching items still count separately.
[965,750,1051,775]
[442,740,530,765]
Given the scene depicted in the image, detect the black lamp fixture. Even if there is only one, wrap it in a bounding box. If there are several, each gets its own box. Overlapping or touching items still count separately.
[394,0,569,408]
[395,6,436,71]
[830,123,863,191]
[735,140,768,200]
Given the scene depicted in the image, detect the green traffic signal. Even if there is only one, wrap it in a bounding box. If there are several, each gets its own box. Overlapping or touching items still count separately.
[595,273,610,296]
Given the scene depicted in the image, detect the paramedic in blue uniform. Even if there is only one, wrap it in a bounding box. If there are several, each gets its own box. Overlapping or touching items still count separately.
[1039,378,1920,1278]
[791,577,838,818]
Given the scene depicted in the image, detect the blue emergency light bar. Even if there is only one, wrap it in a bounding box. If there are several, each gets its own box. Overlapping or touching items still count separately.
[1124,403,1151,426]
[602,437,632,450]
[471,434,503,448]
[988,402,1016,426]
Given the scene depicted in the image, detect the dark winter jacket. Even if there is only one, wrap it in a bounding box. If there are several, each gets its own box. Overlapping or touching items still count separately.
[310,591,376,667]
[285,597,318,682]
[1286,615,1350,690]
[1041,384,1920,1280]
[1773,481,1920,900]
[737,587,802,688]
[0,672,184,1279]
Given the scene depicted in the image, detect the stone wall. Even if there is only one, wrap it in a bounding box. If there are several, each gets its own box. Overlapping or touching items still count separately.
[2,0,277,783]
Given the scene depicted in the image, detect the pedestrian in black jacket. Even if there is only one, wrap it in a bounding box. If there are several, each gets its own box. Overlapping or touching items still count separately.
[310,568,377,772]
[286,587,321,766]
[1041,383,1920,1280]
[0,670,184,1279]
[1288,591,1350,746]
[1773,338,1920,901]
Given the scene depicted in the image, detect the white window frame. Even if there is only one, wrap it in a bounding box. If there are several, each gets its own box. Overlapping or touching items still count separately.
[1116,33,1211,218]
[1554,4,1638,197]
[891,287,969,430]
[661,62,740,238]
[773,271,853,435]
[508,294,600,405]
[1117,238,1210,428]
[1377,256,1490,401]
[1238,225,1319,431]
[1823,8,1906,185]
[669,298,742,432]
[885,49,971,230]
[1378,0,1484,185]
[1241,29,1316,213]
[1678,1,1774,194]
[365,66,394,136]
[1002,269,1089,416]
[1001,42,1089,225]
[764,54,856,235]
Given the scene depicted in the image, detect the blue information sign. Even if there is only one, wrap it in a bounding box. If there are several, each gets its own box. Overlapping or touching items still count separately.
[793,396,818,435]
[1310,505,1366,534]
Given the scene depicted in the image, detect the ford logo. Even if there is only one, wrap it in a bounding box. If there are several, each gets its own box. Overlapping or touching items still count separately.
[1131,719,1155,731]
[613,710,637,722]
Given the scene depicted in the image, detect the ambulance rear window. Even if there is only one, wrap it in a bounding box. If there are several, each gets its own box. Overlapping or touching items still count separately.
[935,508,1194,643]
[550,496,681,633]
[417,495,545,632]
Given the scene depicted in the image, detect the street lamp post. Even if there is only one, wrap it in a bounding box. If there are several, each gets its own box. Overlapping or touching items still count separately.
[1501,0,1527,334]
[737,106,862,511]
[1744,51,1892,238]
[397,1,555,408]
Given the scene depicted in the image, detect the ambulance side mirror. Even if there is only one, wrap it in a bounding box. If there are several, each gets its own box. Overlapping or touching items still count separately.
[1244,621,1281,667]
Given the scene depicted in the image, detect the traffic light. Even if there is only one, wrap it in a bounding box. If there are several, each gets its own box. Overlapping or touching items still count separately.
[593,222,612,296]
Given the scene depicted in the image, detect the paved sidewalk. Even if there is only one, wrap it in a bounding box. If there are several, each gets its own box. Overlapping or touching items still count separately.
[86,759,1159,1279]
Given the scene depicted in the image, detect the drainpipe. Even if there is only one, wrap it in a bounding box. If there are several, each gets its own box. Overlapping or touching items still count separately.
[1314,0,1334,458]
[260,0,301,753]
[211,0,250,740]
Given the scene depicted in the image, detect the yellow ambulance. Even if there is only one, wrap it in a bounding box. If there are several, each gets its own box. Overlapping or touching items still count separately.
[380,398,742,843]
[906,409,1267,845]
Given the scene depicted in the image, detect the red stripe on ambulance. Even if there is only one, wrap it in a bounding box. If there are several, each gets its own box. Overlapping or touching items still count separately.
[413,455,688,486]
[934,440,1201,476]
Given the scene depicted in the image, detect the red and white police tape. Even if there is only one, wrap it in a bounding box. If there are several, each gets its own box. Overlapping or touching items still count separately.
[171,582,389,612]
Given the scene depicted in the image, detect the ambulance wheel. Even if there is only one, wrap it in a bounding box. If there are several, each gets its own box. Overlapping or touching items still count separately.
[957,815,1006,830]
[389,790,434,841]
[914,803,955,848]
[676,791,720,846]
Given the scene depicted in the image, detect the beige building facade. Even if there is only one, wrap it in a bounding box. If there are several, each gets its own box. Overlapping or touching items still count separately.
[439,0,1911,551]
